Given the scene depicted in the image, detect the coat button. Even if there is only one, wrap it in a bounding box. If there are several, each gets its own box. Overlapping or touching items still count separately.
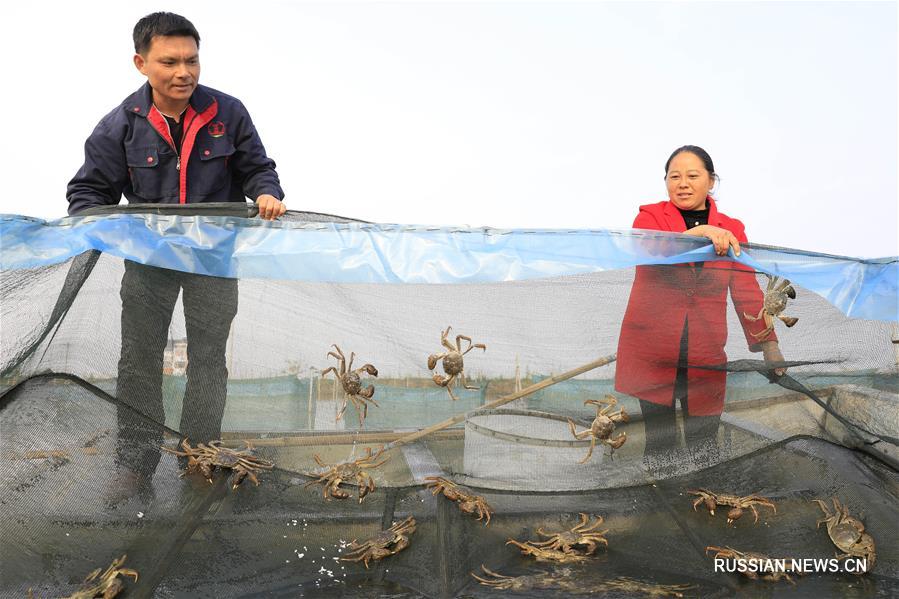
[147,156,154,163]
[203,149,211,156]
[133,107,140,112]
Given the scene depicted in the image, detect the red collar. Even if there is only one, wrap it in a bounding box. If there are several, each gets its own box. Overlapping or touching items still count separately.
[662,196,722,232]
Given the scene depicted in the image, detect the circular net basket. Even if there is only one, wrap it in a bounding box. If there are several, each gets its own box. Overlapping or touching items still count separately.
[459,408,643,492]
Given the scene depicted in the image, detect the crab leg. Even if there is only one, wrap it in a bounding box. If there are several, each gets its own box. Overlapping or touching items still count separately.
[572,512,590,531]
[743,306,765,322]
[472,565,514,586]
[579,438,596,463]
[578,514,604,533]
[460,372,480,391]
[774,277,793,293]
[441,326,456,351]
[778,314,799,326]
[462,341,487,356]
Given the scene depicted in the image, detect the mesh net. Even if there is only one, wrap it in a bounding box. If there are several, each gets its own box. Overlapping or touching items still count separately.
[1,207,897,597]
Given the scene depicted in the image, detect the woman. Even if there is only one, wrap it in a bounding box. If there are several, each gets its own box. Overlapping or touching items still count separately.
[615,146,786,466]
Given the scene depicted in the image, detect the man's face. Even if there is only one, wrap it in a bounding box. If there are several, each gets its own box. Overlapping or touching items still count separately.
[133,35,200,112]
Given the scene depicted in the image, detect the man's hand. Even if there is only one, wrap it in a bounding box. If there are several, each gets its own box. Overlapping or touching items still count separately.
[255,194,286,220]
[760,340,786,377]
[685,225,741,257]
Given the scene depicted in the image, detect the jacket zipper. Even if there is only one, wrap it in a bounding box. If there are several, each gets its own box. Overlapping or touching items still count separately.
[159,114,182,171]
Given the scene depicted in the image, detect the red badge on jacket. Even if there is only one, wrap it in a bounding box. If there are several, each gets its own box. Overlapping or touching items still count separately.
[207,121,226,138]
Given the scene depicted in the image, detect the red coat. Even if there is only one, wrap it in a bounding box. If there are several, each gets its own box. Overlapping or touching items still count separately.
[614,198,774,415]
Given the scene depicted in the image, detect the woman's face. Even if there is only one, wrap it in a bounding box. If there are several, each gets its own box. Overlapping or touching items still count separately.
[665,151,714,211]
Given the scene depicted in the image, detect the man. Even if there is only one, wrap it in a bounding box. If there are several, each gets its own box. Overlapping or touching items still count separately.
[66,12,285,502]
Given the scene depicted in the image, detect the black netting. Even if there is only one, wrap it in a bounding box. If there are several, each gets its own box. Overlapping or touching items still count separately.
[1,209,897,597]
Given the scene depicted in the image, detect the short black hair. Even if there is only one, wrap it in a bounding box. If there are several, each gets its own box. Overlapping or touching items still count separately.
[133,12,200,54]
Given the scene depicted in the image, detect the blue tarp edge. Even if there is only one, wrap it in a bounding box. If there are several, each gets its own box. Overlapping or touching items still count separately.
[1,214,896,321]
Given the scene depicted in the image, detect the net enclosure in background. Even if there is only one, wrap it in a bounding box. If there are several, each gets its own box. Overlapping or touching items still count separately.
[1,206,897,597]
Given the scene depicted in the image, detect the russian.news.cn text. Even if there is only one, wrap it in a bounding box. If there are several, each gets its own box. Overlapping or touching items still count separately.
[713,557,867,575]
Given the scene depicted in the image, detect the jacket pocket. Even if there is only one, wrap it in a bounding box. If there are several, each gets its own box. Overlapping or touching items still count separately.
[125,146,166,199]
[191,142,237,196]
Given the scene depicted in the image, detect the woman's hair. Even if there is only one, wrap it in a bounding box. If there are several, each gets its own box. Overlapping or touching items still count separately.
[664,145,715,178]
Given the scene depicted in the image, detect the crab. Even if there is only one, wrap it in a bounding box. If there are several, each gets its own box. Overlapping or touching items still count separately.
[567,396,628,463]
[597,577,695,598]
[322,345,379,426]
[706,546,803,584]
[340,516,416,568]
[161,439,274,489]
[471,565,573,592]
[62,554,138,599]
[743,274,799,340]
[688,489,776,525]
[813,497,876,573]
[506,539,590,563]
[427,326,486,401]
[304,445,390,503]
[531,513,609,555]
[424,476,494,525]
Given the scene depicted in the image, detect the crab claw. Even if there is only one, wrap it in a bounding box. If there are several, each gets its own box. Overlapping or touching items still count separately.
[231,470,247,489]
[784,285,796,299]
[608,433,627,449]
[329,487,351,500]
[433,373,450,387]
[361,364,379,377]
[358,480,375,503]
[427,354,440,370]
[781,316,799,327]
[704,497,717,515]
[359,385,376,399]
[726,507,743,525]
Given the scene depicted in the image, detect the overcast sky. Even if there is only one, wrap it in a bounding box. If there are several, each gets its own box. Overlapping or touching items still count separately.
[0,1,895,258]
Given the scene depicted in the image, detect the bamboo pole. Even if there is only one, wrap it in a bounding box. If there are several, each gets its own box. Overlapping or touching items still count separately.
[306,370,315,430]
[382,352,616,451]
[220,429,463,448]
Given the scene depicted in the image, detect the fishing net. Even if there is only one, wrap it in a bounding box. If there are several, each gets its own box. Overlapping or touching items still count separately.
[1,205,897,597]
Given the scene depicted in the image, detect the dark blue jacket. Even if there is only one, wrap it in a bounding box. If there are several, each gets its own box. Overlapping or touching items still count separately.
[67,83,284,215]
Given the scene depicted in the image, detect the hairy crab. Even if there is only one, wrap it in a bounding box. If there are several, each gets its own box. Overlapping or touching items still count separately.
[813,497,876,573]
[506,539,590,564]
[305,446,390,503]
[471,565,574,592]
[427,326,486,401]
[567,396,628,463]
[597,577,695,598]
[322,345,379,426]
[743,274,799,340]
[425,476,494,525]
[341,516,416,568]
[688,489,776,525]
[162,439,274,489]
[62,555,138,599]
[531,513,609,555]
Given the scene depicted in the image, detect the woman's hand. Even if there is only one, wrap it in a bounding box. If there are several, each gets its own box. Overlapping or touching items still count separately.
[760,340,786,377]
[685,225,741,257]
